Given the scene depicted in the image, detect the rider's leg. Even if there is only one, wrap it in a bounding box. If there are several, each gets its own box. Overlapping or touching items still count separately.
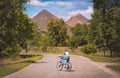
[66,56,70,68]
[67,56,70,62]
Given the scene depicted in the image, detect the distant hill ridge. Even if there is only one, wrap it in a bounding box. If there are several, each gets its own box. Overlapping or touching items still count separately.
[32,9,89,32]
[66,13,89,28]
[32,9,57,32]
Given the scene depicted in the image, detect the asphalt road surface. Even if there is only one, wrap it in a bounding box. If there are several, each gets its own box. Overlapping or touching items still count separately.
[4,54,120,78]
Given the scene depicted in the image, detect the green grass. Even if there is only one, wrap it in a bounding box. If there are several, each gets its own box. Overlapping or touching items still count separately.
[76,52,120,72]
[106,64,120,72]
[0,56,42,78]
[75,52,120,63]
[69,51,108,62]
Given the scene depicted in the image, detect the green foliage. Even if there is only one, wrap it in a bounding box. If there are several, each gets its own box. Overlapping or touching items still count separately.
[0,0,35,57]
[90,0,120,57]
[68,24,88,49]
[39,33,53,51]
[81,44,97,54]
[29,29,41,47]
[4,44,22,56]
[67,35,79,49]
[47,18,68,46]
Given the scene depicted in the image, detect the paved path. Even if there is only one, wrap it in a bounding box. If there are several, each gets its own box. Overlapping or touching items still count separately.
[4,54,120,78]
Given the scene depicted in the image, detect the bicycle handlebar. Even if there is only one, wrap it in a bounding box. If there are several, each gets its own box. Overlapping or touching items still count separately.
[58,56,63,58]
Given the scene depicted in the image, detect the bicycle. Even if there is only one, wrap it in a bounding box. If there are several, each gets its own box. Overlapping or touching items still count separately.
[56,56,72,72]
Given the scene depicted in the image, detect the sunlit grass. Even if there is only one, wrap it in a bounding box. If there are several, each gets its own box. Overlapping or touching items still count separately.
[75,52,120,72]
[0,56,42,78]
[77,52,120,63]
[106,64,120,72]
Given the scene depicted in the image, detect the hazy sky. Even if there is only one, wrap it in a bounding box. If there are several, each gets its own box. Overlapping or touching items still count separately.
[24,0,93,20]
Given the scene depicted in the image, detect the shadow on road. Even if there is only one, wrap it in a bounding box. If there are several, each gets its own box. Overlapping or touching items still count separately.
[70,70,76,72]
[61,70,76,72]
[35,61,49,64]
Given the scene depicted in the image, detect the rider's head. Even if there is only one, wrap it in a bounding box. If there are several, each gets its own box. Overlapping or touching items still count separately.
[64,52,66,55]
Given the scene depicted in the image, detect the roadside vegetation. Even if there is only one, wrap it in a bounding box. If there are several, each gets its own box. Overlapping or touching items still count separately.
[106,64,120,72]
[0,53,42,78]
[78,51,120,72]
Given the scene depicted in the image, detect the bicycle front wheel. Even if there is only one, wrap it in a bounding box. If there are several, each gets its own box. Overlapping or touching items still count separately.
[56,61,63,71]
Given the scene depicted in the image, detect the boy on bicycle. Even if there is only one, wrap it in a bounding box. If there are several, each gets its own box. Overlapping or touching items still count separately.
[61,49,70,63]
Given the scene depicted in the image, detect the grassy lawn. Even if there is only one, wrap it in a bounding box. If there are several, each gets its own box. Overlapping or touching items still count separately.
[74,52,120,72]
[0,56,42,78]
[106,64,120,72]
[74,52,120,63]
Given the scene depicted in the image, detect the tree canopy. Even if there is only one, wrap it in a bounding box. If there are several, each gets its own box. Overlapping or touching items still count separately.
[68,24,88,49]
[90,0,120,56]
[47,18,68,47]
[0,0,35,58]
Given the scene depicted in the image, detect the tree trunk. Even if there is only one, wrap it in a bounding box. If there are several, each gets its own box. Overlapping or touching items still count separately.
[103,47,106,57]
[109,48,113,57]
[110,51,112,57]
[103,50,106,57]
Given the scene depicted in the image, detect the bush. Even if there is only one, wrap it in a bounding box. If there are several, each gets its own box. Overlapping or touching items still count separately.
[81,44,97,54]
[0,44,22,58]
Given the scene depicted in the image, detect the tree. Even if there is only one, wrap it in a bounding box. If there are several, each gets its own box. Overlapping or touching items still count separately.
[67,35,79,49]
[0,0,35,58]
[47,18,68,46]
[91,0,120,57]
[39,33,53,51]
[68,24,88,48]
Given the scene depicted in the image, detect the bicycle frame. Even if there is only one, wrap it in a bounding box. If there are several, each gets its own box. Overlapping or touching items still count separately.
[60,57,69,66]
[56,56,72,71]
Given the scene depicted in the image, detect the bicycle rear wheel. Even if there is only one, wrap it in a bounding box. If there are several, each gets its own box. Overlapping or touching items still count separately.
[56,61,63,71]
[66,62,72,72]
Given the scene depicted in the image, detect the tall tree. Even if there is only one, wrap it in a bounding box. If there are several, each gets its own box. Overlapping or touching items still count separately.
[0,0,35,57]
[47,18,68,46]
[68,24,88,49]
[39,33,53,51]
[71,24,88,46]
[91,0,120,57]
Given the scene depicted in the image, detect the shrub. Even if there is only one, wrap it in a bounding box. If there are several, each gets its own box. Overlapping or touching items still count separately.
[81,44,97,54]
